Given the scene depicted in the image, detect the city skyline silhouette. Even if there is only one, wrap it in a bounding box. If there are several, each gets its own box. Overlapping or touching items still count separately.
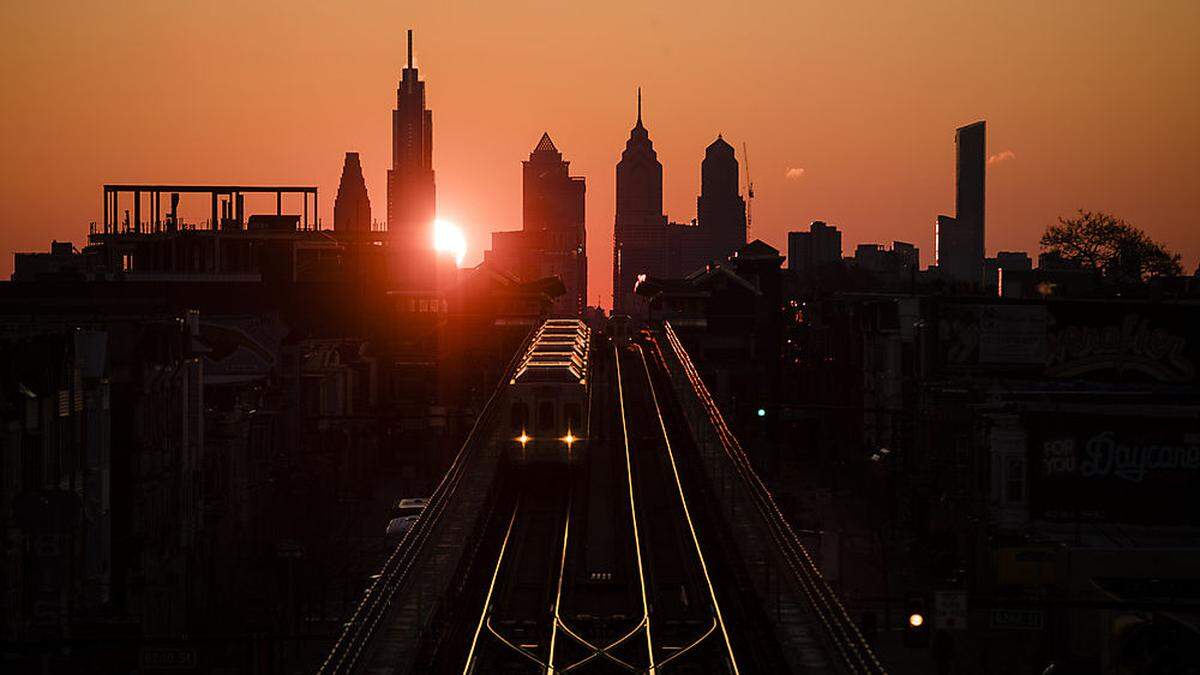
[2,2,1196,305]
[3,5,1199,673]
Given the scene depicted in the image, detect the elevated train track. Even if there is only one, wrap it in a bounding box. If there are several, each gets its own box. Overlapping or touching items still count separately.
[319,319,885,674]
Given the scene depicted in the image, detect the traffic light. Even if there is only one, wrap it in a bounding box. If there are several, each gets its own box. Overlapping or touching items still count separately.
[904,594,930,647]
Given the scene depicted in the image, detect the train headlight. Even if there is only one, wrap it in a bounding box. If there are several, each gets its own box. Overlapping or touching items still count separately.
[562,431,576,449]
[517,432,530,448]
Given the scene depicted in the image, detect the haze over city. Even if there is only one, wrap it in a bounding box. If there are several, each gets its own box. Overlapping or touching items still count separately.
[3,3,1200,673]
[3,1,1198,305]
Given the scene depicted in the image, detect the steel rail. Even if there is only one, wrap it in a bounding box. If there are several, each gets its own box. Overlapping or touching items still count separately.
[556,617,644,672]
[461,503,520,674]
[659,325,858,667]
[317,326,537,675]
[659,323,886,674]
[546,495,572,673]
[485,616,552,669]
[660,325,868,670]
[614,345,658,674]
[656,616,719,670]
[635,344,741,674]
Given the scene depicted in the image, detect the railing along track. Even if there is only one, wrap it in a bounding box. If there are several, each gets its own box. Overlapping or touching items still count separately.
[658,322,886,675]
[317,327,537,675]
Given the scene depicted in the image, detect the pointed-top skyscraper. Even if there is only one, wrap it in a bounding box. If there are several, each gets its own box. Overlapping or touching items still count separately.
[613,88,668,313]
[482,133,587,316]
[697,135,746,261]
[388,30,437,278]
[523,132,587,316]
[334,152,371,233]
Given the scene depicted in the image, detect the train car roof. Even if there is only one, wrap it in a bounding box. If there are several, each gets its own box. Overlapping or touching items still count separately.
[512,318,590,386]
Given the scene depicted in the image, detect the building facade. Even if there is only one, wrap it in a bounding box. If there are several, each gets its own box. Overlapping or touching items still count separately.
[483,133,587,316]
[788,220,843,277]
[613,93,668,314]
[696,135,747,260]
[938,121,987,283]
[334,152,372,233]
[613,93,748,313]
[386,30,437,285]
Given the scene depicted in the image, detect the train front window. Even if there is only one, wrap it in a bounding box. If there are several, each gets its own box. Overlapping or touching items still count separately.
[537,401,555,432]
[563,403,581,433]
[510,402,528,433]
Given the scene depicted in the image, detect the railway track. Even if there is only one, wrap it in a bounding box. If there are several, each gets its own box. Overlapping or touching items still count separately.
[456,340,756,673]
[659,322,886,674]
[354,327,805,674]
[317,327,538,675]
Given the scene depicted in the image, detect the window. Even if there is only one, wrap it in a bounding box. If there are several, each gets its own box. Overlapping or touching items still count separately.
[510,402,529,433]
[1005,456,1025,503]
[563,403,581,433]
[537,401,555,432]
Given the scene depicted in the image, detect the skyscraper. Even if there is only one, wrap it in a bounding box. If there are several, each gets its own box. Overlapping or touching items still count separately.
[483,133,587,316]
[696,136,747,260]
[387,30,436,257]
[334,152,371,233]
[522,133,587,316]
[943,121,986,283]
[613,89,668,313]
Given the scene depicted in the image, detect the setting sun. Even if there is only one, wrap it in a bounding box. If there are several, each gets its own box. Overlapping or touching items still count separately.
[433,218,467,266]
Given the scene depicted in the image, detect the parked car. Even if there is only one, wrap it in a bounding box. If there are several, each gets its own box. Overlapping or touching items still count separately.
[385,497,428,538]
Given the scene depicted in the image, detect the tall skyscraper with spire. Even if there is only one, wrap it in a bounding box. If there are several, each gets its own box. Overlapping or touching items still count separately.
[613,89,668,313]
[612,91,751,311]
[387,30,436,263]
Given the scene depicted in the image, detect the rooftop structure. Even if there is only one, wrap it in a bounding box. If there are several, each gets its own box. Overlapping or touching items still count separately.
[98,183,319,235]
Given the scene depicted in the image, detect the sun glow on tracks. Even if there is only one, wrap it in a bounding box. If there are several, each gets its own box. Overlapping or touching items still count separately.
[433,218,467,266]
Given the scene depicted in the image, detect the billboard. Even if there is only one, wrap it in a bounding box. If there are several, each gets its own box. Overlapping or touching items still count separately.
[936,299,1200,384]
[1028,414,1200,525]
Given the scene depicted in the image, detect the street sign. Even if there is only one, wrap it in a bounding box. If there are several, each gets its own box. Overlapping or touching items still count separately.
[990,608,1045,630]
[935,590,968,630]
[140,647,197,670]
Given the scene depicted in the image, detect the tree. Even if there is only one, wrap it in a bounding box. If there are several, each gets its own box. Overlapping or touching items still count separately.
[1040,210,1182,284]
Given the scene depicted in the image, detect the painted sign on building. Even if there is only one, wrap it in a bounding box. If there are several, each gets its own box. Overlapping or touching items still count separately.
[1029,414,1200,525]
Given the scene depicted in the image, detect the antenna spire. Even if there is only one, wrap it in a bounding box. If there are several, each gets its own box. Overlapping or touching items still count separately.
[637,87,642,125]
[407,29,413,68]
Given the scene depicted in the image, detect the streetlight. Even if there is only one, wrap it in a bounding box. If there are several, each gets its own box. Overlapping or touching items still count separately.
[904,595,929,647]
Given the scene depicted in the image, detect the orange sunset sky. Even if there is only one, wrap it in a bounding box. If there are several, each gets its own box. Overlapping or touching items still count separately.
[2,1,1197,305]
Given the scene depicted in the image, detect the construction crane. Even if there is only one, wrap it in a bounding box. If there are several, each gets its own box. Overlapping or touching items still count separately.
[742,142,755,233]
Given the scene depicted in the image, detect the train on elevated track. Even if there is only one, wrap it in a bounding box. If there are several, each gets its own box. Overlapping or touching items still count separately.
[506,318,591,464]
